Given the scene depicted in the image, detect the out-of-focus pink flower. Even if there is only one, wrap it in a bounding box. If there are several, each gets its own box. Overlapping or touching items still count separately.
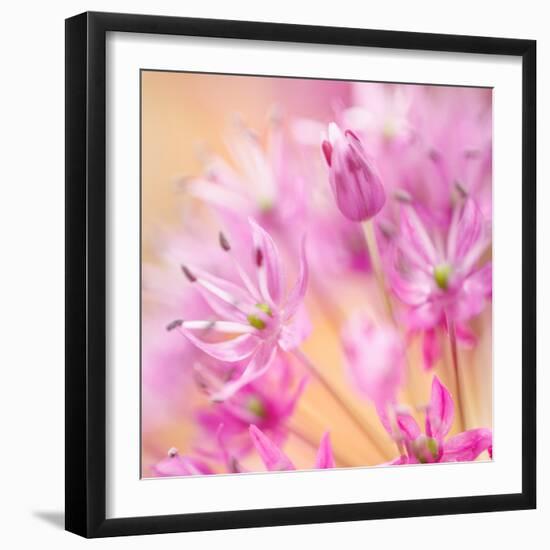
[151,448,214,477]
[321,122,386,222]
[249,425,335,471]
[194,358,308,459]
[308,211,371,275]
[390,197,491,332]
[184,115,306,235]
[381,376,492,464]
[345,84,493,227]
[169,219,310,401]
[341,314,405,407]
[344,83,417,146]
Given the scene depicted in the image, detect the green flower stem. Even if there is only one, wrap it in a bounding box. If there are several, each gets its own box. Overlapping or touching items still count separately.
[447,315,468,432]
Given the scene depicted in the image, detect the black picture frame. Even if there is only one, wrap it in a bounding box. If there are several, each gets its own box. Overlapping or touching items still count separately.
[65,11,536,538]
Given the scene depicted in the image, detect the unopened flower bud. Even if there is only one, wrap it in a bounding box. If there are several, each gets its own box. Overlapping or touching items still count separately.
[322,122,386,222]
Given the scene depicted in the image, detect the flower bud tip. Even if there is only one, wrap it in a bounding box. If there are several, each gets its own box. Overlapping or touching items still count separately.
[321,140,333,166]
[394,188,412,203]
[255,248,264,267]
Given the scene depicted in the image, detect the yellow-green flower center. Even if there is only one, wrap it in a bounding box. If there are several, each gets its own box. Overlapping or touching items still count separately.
[247,396,266,418]
[413,436,439,463]
[426,436,439,458]
[434,263,452,290]
[383,119,397,140]
[247,303,272,330]
[259,197,274,212]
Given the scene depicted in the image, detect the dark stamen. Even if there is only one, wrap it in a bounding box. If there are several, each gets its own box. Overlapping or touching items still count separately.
[168,447,178,457]
[255,248,264,267]
[166,319,183,331]
[454,180,469,198]
[379,220,396,239]
[464,148,480,159]
[219,232,231,251]
[193,370,209,392]
[428,149,441,162]
[394,188,412,203]
[181,265,197,282]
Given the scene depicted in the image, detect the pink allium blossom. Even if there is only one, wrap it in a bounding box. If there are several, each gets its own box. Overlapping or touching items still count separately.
[321,122,386,222]
[343,83,417,147]
[341,314,406,407]
[169,219,310,401]
[382,376,492,464]
[184,115,306,233]
[249,425,335,471]
[390,197,491,334]
[194,359,308,459]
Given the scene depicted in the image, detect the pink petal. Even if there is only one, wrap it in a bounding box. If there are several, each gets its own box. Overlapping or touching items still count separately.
[186,178,252,214]
[190,266,255,323]
[376,402,393,436]
[342,316,405,406]
[465,262,492,299]
[178,327,259,362]
[210,343,277,402]
[278,304,312,351]
[396,411,422,441]
[250,218,283,306]
[404,301,443,331]
[447,198,483,264]
[314,432,335,469]
[389,267,433,307]
[455,323,478,348]
[426,376,454,440]
[449,263,492,322]
[181,320,256,334]
[441,428,493,462]
[422,329,441,370]
[216,424,246,473]
[321,140,333,166]
[399,204,438,269]
[284,235,309,318]
[249,425,295,471]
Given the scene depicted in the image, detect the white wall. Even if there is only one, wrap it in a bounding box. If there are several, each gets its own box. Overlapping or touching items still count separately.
[0,1,545,547]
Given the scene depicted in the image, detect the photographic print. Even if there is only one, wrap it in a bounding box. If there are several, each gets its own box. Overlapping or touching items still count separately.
[140,71,493,478]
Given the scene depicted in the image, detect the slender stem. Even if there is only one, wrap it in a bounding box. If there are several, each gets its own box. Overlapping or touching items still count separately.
[292,348,390,461]
[363,220,419,411]
[447,316,467,431]
[287,425,352,468]
[362,220,395,322]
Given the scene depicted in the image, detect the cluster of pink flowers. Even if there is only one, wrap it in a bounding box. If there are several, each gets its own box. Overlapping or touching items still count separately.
[144,82,493,476]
